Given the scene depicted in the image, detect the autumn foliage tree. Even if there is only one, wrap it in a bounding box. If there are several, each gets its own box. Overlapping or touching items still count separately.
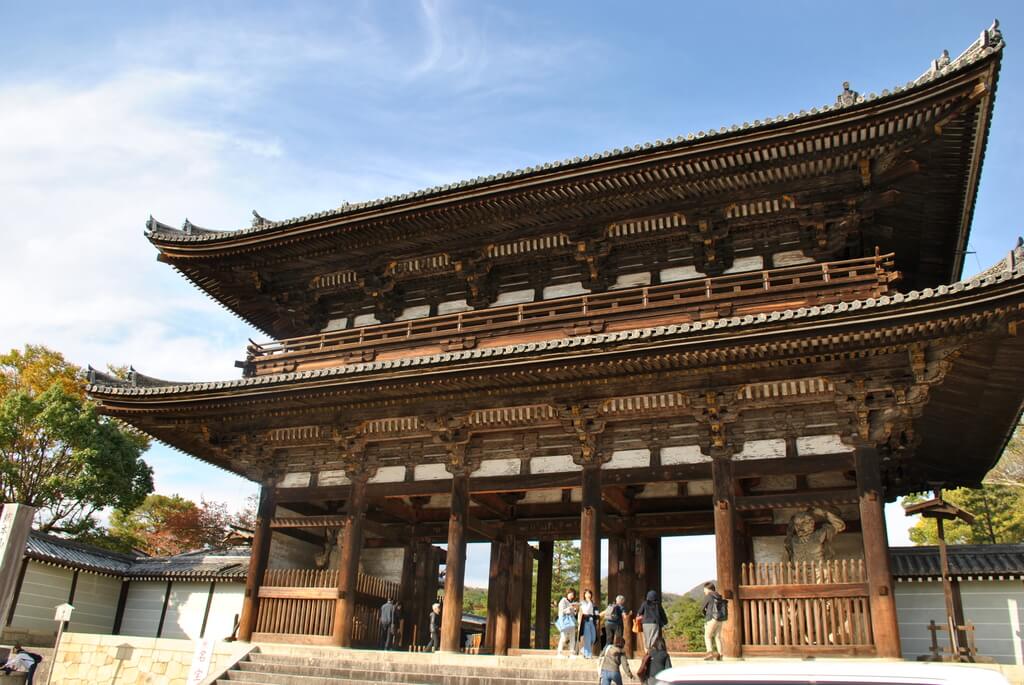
[109,494,236,556]
[0,345,153,534]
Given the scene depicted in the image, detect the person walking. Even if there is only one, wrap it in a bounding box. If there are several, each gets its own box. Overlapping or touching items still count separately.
[639,636,672,685]
[428,602,442,652]
[391,601,404,649]
[379,597,396,650]
[602,594,627,647]
[578,588,598,658]
[597,636,635,685]
[555,588,579,657]
[2,644,40,685]
[636,590,668,651]
[701,581,726,660]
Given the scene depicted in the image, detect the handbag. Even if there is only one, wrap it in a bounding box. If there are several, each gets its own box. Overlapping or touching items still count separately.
[632,615,644,634]
[636,653,652,681]
[556,613,577,632]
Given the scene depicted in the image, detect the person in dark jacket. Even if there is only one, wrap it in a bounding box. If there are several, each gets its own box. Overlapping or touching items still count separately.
[428,602,442,651]
[700,582,724,660]
[379,597,396,650]
[603,594,627,647]
[644,637,672,685]
[636,590,668,651]
[598,636,635,685]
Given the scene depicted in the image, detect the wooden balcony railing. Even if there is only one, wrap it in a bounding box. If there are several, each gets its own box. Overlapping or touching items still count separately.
[740,560,873,655]
[245,253,899,377]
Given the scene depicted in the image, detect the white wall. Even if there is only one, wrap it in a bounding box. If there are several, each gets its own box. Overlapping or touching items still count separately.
[8,562,72,634]
[204,584,244,640]
[895,581,947,659]
[119,581,166,637]
[160,581,210,640]
[66,572,120,634]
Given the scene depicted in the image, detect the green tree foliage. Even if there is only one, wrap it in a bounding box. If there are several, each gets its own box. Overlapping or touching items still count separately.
[986,418,1024,487]
[0,345,153,533]
[462,586,488,615]
[109,494,236,556]
[663,595,706,650]
[907,485,1024,545]
[552,540,580,596]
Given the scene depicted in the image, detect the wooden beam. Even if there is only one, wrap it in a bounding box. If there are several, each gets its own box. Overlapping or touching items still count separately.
[602,485,633,516]
[471,493,514,520]
[734,487,859,511]
[466,514,501,541]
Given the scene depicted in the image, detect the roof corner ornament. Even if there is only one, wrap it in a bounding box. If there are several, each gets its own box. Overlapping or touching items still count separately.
[932,49,951,74]
[251,210,269,228]
[983,19,1003,50]
[835,81,860,107]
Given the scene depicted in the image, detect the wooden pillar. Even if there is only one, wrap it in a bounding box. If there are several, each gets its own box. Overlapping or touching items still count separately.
[493,539,513,655]
[484,541,502,652]
[645,537,662,601]
[855,445,901,658]
[509,536,527,648]
[398,541,417,648]
[409,540,435,648]
[333,474,369,647]
[607,536,622,602]
[580,464,603,609]
[519,541,534,648]
[712,454,740,658]
[535,540,553,649]
[441,474,469,652]
[238,484,275,642]
[622,530,638,657]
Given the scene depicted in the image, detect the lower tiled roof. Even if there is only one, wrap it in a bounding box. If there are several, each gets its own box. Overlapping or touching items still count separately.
[890,544,1024,579]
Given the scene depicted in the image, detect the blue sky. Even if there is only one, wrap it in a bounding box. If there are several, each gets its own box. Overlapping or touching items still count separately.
[1,1,1021,592]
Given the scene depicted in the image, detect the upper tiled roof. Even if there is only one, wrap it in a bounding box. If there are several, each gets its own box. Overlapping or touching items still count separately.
[144,22,1004,243]
[87,239,1024,398]
[891,543,1024,579]
[26,532,136,575]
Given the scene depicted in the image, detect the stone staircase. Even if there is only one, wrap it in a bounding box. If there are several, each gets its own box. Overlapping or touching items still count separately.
[214,646,610,685]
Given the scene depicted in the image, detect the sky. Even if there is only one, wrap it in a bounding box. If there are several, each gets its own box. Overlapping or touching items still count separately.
[1,1,1021,593]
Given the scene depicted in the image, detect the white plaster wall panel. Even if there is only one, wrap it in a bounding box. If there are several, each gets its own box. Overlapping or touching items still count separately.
[542,282,589,299]
[894,581,948,660]
[530,455,582,474]
[734,439,787,460]
[960,580,1024,664]
[606,449,651,470]
[473,459,521,478]
[319,470,350,486]
[659,265,702,283]
[8,562,73,634]
[773,250,815,267]
[322,317,349,332]
[426,494,451,509]
[661,445,708,465]
[66,572,120,634]
[161,581,210,640]
[806,471,853,489]
[438,299,472,315]
[569,487,582,503]
[797,435,853,455]
[279,472,311,488]
[749,475,797,492]
[353,313,380,327]
[687,480,714,496]
[204,584,245,640]
[360,548,405,584]
[268,531,319,568]
[120,581,166,637]
[396,305,431,321]
[492,289,535,307]
[521,489,564,504]
[637,482,679,499]
[610,272,652,290]
[369,466,407,484]
[414,463,452,481]
[724,255,764,274]
[752,533,864,564]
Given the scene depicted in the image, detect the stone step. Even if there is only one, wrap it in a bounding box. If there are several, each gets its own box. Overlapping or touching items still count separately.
[248,649,609,673]
[234,659,598,684]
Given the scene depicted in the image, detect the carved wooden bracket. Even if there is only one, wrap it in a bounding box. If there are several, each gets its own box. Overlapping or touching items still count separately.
[424,415,479,476]
[689,218,733,277]
[556,403,609,466]
[452,254,496,308]
[439,335,478,352]
[358,270,402,324]
[573,238,613,292]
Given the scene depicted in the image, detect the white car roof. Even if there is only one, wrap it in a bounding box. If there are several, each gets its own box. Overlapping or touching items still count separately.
[655,660,1010,685]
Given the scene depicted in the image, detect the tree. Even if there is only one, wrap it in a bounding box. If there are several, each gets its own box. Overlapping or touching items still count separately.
[985,418,1024,487]
[551,540,580,597]
[663,595,706,650]
[0,345,153,533]
[907,485,1024,545]
[109,494,238,556]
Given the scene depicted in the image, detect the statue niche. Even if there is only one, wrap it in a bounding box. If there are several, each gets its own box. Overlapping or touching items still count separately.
[784,506,846,563]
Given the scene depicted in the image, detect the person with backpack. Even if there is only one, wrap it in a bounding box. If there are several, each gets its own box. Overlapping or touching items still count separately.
[635,590,668,651]
[602,594,627,647]
[597,636,635,685]
[701,581,727,660]
[637,636,672,685]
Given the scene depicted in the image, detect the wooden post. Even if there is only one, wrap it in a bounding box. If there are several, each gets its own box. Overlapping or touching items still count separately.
[484,541,502,652]
[580,464,603,609]
[520,541,534,648]
[238,484,275,642]
[622,530,638,657]
[410,540,435,648]
[399,541,417,648]
[333,474,369,647]
[607,536,621,602]
[712,454,740,658]
[646,537,662,602]
[855,445,901,658]
[493,538,513,655]
[441,474,469,652]
[536,540,553,649]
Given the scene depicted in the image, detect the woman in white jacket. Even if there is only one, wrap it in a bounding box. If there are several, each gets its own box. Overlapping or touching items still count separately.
[556,588,579,657]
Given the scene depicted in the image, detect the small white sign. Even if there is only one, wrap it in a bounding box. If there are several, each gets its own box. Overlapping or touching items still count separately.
[54,603,74,622]
[186,636,216,685]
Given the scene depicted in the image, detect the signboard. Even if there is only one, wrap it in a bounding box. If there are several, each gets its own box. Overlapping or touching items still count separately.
[0,504,36,627]
[186,635,216,685]
[54,603,74,622]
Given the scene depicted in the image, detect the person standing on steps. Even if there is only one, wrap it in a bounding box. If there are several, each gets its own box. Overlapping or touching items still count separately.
[578,588,598,658]
[639,636,672,685]
[701,581,726,661]
[602,594,627,648]
[379,596,397,650]
[635,590,668,651]
[597,636,635,685]
[429,602,442,652]
[555,587,579,657]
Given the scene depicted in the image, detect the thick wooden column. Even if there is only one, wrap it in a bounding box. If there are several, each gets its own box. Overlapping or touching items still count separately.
[238,484,275,641]
[622,530,638,657]
[484,541,502,652]
[441,474,470,652]
[333,474,368,647]
[855,445,901,658]
[409,540,436,647]
[645,537,662,601]
[493,538,513,655]
[399,541,417,648]
[580,464,603,608]
[607,536,622,602]
[535,540,553,649]
[519,542,534,648]
[712,454,740,658]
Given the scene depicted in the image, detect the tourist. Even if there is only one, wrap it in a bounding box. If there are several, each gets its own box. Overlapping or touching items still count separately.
[555,587,579,657]
[392,601,404,648]
[701,582,726,661]
[640,636,672,685]
[379,596,396,650]
[598,636,635,685]
[578,588,598,658]
[429,602,442,652]
[602,594,627,647]
[635,590,668,651]
[2,644,39,684]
